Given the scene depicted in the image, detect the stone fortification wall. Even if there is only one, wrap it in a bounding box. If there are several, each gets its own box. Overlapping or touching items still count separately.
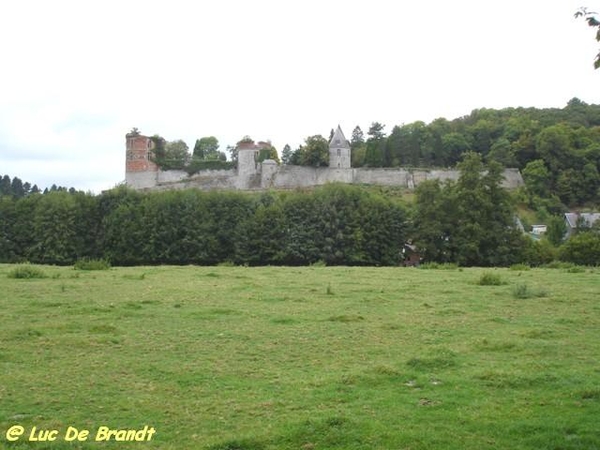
[125,131,524,192]
[126,170,158,190]
[259,166,522,190]
[130,165,524,191]
[151,169,239,191]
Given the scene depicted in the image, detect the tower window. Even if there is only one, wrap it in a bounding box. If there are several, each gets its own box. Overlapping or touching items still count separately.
[337,149,341,156]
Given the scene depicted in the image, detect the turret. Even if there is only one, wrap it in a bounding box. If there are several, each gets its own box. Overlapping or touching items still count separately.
[329,125,351,169]
[125,129,158,189]
[237,141,260,177]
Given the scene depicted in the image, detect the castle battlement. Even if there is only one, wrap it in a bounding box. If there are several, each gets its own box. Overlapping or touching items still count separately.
[125,127,524,191]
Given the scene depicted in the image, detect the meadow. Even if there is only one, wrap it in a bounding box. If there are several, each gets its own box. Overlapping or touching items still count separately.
[0,264,599,450]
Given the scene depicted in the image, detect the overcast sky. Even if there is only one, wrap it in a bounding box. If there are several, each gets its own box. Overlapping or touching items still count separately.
[1,0,599,193]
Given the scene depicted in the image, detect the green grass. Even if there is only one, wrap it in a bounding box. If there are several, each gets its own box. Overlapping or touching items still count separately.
[0,264,599,449]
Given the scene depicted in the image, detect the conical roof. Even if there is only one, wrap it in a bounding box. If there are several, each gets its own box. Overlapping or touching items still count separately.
[329,125,350,149]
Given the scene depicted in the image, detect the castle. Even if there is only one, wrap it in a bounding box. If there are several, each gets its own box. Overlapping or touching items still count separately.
[125,126,524,191]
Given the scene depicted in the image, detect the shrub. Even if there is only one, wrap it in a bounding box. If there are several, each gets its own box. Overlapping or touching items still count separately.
[310,260,327,267]
[185,159,235,175]
[477,272,505,286]
[522,238,557,266]
[7,264,47,279]
[512,283,549,299]
[74,258,111,271]
[559,232,600,266]
[510,263,530,271]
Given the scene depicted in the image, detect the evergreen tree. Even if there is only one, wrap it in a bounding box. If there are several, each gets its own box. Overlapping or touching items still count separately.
[365,122,386,166]
[0,175,11,196]
[281,144,292,164]
[350,126,364,149]
[10,177,23,196]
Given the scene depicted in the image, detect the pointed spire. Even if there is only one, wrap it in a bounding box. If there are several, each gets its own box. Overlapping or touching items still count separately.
[329,125,350,149]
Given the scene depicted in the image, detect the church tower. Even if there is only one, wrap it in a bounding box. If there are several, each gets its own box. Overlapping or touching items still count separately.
[329,125,351,169]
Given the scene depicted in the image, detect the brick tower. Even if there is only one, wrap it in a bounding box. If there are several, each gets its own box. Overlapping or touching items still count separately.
[125,129,158,189]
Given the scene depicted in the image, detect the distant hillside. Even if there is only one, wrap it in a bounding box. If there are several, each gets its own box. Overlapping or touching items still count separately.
[353,98,600,208]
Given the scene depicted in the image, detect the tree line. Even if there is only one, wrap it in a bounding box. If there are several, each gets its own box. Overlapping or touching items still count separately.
[344,99,600,208]
[1,154,598,266]
[0,174,79,198]
[0,183,406,266]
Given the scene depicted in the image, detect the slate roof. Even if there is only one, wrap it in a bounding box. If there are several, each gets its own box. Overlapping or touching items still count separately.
[329,125,350,149]
[564,212,600,228]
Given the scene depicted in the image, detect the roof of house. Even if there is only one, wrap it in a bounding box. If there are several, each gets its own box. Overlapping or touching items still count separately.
[404,243,418,252]
[564,212,600,228]
[329,125,350,149]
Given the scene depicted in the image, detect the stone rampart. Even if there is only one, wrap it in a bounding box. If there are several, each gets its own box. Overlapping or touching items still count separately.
[129,165,524,191]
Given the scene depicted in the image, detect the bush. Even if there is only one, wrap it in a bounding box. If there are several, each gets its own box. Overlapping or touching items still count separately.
[185,159,236,175]
[521,238,557,266]
[74,258,111,270]
[559,232,600,266]
[512,283,549,299]
[7,264,47,279]
[477,272,506,286]
[510,263,530,271]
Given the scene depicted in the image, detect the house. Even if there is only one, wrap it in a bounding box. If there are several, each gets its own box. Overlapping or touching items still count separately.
[402,243,422,267]
[564,212,600,238]
[531,225,547,236]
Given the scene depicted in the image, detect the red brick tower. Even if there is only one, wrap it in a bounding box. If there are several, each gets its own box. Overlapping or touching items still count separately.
[125,130,158,173]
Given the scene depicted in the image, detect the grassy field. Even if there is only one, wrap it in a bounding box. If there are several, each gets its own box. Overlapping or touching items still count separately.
[0,264,599,450]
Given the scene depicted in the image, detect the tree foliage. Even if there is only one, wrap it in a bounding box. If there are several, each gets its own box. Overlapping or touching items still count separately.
[560,231,600,265]
[413,153,524,266]
[340,101,600,205]
[292,135,329,167]
[0,184,407,266]
[193,136,220,160]
[281,144,292,165]
[575,7,600,69]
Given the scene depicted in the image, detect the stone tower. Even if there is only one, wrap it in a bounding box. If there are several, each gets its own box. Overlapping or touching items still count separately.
[329,125,351,169]
[237,141,260,177]
[125,130,158,189]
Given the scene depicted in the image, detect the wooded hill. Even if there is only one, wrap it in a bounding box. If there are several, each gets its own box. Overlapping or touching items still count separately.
[347,98,600,208]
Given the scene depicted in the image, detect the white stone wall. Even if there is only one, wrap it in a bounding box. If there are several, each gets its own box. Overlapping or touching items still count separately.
[238,149,259,177]
[354,168,411,186]
[157,170,188,184]
[126,171,158,189]
[128,164,524,192]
